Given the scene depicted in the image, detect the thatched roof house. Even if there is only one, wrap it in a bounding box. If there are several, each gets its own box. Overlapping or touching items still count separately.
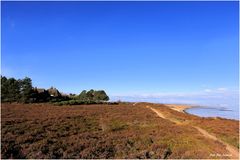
[33,87,47,93]
[47,87,61,97]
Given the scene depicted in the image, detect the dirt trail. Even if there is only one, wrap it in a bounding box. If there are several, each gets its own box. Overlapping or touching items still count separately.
[146,105,239,159]
[194,126,239,159]
[146,106,166,119]
[133,102,138,106]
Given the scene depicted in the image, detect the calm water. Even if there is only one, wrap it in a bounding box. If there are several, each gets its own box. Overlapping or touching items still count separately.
[186,105,239,120]
[110,94,239,120]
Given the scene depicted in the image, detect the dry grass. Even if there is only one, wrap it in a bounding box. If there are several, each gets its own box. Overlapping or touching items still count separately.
[146,103,239,149]
[1,103,238,159]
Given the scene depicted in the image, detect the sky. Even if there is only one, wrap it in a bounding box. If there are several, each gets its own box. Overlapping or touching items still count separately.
[1,1,239,105]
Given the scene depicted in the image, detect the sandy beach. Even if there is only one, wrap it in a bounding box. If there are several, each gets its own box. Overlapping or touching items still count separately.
[164,104,193,113]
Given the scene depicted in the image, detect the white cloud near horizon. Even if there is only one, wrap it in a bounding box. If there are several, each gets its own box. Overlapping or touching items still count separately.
[109,88,239,108]
[217,87,228,91]
[110,87,238,97]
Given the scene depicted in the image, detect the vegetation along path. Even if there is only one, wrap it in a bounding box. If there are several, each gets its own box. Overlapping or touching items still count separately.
[145,105,239,159]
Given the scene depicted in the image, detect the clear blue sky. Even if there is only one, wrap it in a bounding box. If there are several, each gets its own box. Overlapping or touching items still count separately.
[2,1,239,96]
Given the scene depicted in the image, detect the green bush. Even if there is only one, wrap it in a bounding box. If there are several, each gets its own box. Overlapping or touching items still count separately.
[52,100,119,106]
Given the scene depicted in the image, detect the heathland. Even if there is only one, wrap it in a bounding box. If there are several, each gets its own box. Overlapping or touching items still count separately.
[1,102,239,159]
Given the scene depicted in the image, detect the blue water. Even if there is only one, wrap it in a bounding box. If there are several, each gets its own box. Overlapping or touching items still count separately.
[186,105,239,120]
[110,94,239,120]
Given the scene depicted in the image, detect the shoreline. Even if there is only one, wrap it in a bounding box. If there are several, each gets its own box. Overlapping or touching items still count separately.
[165,103,239,121]
[164,104,194,113]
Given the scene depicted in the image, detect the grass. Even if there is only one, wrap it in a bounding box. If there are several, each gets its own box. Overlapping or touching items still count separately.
[109,120,128,131]
[149,103,239,149]
[1,103,238,159]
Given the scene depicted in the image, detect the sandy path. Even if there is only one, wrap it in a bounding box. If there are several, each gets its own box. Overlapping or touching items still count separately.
[133,102,139,106]
[194,126,239,159]
[146,105,239,159]
[164,104,192,113]
[146,106,166,119]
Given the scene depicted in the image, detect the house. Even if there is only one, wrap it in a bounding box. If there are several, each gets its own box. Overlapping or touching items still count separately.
[47,87,61,97]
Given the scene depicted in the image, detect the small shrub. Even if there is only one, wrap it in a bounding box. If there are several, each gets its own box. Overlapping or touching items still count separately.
[109,120,128,131]
[41,145,49,154]
[163,147,172,159]
[1,140,25,159]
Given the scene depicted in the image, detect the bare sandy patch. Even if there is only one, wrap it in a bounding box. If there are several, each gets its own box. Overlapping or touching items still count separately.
[164,104,193,113]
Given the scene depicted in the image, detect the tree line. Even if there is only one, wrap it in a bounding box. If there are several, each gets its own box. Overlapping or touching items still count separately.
[1,76,109,104]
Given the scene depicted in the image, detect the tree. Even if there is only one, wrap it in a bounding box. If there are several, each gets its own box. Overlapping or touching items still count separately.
[1,76,9,102]
[1,75,110,104]
[78,90,87,100]
[8,78,21,102]
[93,90,109,101]
[77,89,109,101]
[19,77,34,103]
[1,76,21,102]
[86,89,95,100]
[8,78,20,102]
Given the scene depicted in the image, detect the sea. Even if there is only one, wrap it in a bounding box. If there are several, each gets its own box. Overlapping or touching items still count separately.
[185,105,239,120]
[110,95,239,120]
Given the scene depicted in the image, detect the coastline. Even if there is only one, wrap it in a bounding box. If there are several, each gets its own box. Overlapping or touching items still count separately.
[164,104,193,113]
[165,104,239,121]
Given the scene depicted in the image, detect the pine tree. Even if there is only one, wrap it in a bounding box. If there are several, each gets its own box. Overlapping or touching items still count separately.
[19,77,33,103]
